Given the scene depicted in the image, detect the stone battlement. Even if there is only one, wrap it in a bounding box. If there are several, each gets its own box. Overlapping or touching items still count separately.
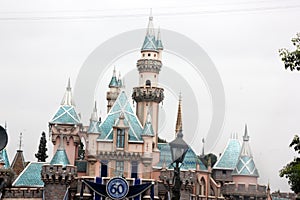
[41,164,77,185]
[222,183,266,198]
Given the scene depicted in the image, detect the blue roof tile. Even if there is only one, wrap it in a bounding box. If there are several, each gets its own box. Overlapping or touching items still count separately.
[50,149,70,166]
[155,143,207,170]
[87,120,101,134]
[0,149,10,169]
[51,105,80,125]
[213,138,241,170]
[98,91,143,142]
[13,162,46,187]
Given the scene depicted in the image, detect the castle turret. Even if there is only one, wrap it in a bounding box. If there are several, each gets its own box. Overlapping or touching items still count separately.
[132,13,164,150]
[106,67,121,113]
[232,125,259,184]
[49,79,81,165]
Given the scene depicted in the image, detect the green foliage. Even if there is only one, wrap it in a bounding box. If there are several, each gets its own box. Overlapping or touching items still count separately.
[279,33,300,71]
[199,153,217,168]
[35,132,48,162]
[280,135,300,194]
[78,141,85,160]
[158,137,167,143]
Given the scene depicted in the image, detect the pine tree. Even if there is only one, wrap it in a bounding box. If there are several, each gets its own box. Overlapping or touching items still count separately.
[35,131,48,162]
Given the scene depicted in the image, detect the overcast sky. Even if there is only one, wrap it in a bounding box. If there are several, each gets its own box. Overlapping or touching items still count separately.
[0,0,299,192]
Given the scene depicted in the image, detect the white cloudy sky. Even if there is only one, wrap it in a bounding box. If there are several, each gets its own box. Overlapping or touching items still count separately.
[0,0,300,192]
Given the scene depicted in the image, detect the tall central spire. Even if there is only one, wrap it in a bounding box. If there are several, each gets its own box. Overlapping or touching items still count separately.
[133,13,164,150]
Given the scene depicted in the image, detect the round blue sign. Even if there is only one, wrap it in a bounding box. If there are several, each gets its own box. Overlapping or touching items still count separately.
[106,177,129,199]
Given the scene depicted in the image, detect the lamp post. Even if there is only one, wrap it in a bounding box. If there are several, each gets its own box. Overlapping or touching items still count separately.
[169,129,189,200]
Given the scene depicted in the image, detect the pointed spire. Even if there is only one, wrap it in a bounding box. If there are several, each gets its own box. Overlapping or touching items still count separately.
[109,66,119,88]
[117,72,123,88]
[243,124,249,141]
[146,9,155,37]
[232,125,259,177]
[141,9,158,52]
[90,101,98,121]
[156,26,164,50]
[61,78,74,106]
[201,138,205,156]
[175,93,183,135]
[18,132,23,150]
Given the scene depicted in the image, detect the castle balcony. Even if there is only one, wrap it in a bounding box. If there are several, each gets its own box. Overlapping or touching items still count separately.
[137,59,162,73]
[132,86,164,103]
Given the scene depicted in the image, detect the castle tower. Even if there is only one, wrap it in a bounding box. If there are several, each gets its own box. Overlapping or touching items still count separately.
[132,13,164,150]
[106,67,121,113]
[49,79,81,165]
[232,125,259,185]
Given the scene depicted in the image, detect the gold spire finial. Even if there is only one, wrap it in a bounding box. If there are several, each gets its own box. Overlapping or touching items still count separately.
[175,93,183,135]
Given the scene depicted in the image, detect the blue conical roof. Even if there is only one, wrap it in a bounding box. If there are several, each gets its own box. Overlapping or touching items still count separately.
[87,102,101,134]
[213,134,241,170]
[141,14,158,52]
[50,80,81,125]
[232,126,259,177]
[0,149,10,169]
[109,67,119,88]
[97,91,143,142]
[50,148,70,166]
[156,27,163,50]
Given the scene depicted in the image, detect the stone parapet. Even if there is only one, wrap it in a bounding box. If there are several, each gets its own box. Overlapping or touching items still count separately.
[3,187,43,198]
[222,183,267,198]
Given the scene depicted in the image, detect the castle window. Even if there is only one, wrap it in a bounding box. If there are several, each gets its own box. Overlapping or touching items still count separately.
[148,53,151,57]
[115,161,124,176]
[145,80,151,87]
[154,54,156,57]
[143,53,145,57]
[100,160,108,177]
[117,128,125,148]
[131,161,138,178]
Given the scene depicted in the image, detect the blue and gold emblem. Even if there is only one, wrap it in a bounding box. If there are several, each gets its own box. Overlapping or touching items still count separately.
[106,177,129,199]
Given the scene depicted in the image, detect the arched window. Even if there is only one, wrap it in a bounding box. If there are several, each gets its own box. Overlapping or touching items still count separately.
[200,177,206,195]
[145,80,151,87]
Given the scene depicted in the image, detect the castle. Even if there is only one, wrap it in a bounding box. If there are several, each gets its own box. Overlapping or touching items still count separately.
[0,14,269,200]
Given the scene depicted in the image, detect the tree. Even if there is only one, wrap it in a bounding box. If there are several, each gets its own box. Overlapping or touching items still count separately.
[199,153,217,168]
[279,33,300,71]
[279,135,300,195]
[35,131,48,162]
